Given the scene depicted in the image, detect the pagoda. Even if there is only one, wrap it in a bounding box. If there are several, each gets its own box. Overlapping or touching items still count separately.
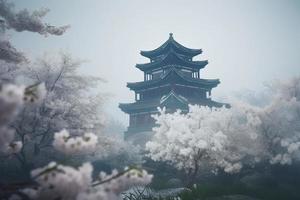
[119,33,228,142]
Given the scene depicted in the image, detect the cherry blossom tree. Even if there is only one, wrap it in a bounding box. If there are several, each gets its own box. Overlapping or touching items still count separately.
[146,104,264,184]
[0,83,46,155]
[0,0,69,84]
[0,83,152,200]
[2,53,106,174]
[146,76,300,185]
[0,0,69,62]
[0,84,24,154]
[0,2,153,199]
[17,130,152,200]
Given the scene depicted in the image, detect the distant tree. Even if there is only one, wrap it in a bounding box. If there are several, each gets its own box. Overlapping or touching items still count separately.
[102,118,126,137]
[259,77,300,165]
[89,134,144,169]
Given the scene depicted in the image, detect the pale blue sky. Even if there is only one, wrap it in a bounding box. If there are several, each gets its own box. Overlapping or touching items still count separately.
[12,0,300,124]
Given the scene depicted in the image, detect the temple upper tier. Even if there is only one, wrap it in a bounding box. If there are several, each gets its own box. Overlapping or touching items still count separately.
[136,50,208,72]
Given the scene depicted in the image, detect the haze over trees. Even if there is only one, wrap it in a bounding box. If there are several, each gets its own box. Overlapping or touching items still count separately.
[0,0,300,199]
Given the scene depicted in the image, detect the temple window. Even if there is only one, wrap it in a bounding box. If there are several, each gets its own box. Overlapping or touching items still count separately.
[192,71,199,78]
[135,93,140,101]
[145,73,153,81]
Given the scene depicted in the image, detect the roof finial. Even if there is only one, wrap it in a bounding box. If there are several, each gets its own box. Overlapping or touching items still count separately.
[169,33,173,39]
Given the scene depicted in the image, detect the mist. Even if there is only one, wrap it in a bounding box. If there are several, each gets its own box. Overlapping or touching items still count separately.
[11,0,300,125]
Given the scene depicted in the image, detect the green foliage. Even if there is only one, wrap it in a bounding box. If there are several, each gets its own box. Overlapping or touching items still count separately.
[179,183,300,200]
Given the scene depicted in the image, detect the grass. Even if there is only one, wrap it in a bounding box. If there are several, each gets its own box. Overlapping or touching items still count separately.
[179,183,300,200]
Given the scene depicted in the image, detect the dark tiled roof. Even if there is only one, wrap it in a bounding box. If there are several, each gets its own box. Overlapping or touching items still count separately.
[119,98,161,113]
[119,90,228,114]
[127,67,219,90]
[136,50,208,71]
[140,33,202,58]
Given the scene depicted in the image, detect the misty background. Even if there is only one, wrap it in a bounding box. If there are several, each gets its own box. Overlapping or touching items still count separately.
[12,0,300,125]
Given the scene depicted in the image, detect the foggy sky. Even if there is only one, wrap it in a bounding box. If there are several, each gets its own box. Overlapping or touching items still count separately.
[12,0,300,125]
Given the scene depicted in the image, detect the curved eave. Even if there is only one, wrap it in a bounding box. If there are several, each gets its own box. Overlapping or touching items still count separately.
[140,34,202,58]
[136,60,208,71]
[119,97,229,114]
[189,99,230,108]
[140,46,202,59]
[127,69,220,91]
[127,79,219,91]
[119,101,159,113]
[119,103,133,113]
[136,52,208,71]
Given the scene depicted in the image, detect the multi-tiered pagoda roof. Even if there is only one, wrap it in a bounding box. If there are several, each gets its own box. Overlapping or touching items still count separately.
[119,33,228,140]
